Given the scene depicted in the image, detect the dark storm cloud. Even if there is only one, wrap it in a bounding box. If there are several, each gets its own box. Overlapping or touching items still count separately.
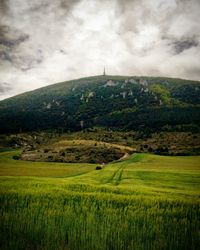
[0,0,200,100]
[0,25,29,61]
[173,39,198,54]
[59,0,81,10]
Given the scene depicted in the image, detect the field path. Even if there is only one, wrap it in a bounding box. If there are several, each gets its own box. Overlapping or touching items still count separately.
[102,154,144,185]
[103,154,136,185]
[118,152,130,161]
[109,165,125,185]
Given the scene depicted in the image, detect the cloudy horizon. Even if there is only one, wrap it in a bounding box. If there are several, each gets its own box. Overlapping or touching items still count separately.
[0,0,200,100]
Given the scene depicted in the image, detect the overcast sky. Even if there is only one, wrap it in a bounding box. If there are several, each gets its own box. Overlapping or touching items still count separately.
[0,0,200,100]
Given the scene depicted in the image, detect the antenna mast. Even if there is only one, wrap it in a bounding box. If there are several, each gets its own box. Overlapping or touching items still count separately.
[103,66,106,76]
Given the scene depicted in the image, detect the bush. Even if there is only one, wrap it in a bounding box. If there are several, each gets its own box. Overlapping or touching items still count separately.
[13,155,20,160]
[60,152,65,157]
[155,146,169,155]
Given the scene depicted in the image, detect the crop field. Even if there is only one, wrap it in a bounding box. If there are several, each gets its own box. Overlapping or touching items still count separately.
[0,150,200,250]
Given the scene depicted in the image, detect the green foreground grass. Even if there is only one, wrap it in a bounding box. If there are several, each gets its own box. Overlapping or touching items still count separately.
[0,150,200,250]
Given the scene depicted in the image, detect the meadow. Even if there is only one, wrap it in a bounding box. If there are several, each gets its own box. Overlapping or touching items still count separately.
[0,150,200,250]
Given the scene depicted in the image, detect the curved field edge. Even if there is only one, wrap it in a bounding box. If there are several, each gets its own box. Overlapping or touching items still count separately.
[0,151,200,250]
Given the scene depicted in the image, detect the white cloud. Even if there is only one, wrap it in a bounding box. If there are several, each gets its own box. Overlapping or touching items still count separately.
[0,0,200,100]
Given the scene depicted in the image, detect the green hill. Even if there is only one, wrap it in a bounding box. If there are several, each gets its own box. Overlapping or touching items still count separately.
[0,75,200,133]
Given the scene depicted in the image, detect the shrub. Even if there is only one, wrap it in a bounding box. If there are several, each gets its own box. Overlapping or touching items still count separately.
[13,155,20,160]
[96,166,102,170]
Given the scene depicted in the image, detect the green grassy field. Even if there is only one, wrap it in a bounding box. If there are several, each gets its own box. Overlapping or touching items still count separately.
[0,150,200,250]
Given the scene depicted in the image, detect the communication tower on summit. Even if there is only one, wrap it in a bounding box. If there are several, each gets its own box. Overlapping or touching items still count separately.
[103,66,106,76]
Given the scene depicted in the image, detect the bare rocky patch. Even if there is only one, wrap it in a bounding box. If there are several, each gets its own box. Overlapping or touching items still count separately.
[20,140,131,164]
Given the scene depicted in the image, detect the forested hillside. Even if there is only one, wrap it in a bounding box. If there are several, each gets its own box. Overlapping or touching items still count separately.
[0,75,200,133]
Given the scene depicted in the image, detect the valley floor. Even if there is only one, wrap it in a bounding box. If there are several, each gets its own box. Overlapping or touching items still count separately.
[0,150,200,250]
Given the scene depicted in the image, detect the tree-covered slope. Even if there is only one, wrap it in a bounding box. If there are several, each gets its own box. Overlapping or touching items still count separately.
[0,75,200,133]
